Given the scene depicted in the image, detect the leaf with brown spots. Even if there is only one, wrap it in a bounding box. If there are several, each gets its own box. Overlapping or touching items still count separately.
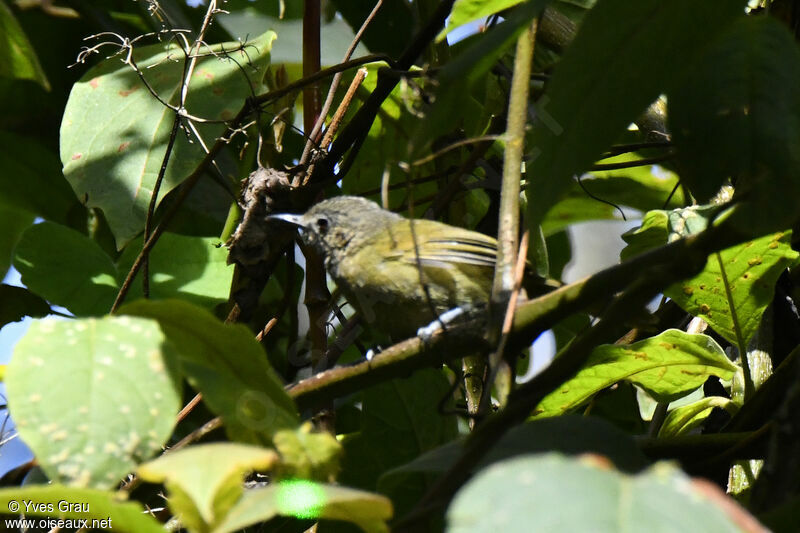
[665,231,799,346]
[60,31,276,249]
[533,329,737,417]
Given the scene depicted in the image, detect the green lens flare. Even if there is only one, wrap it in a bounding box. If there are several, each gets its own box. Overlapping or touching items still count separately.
[276,480,325,519]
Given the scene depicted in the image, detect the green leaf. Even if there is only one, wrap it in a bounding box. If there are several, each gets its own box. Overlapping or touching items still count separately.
[0,284,50,328]
[665,232,799,347]
[13,222,119,316]
[5,315,182,488]
[0,131,78,224]
[620,205,718,261]
[668,16,800,231]
[659,396,737,438]
[759,494,800,533]
[415,1,547,158]
[119,299,299,443]
[137,443,279,532]
[336,63,438,213]
[0,485,163,532]
[448,454,745,532]
[117,233,234,308]
[0,0,49,88]
[334,63,437,217]
[213,480,393,533]
[620,210,669,261]
[217,10,362,65]
[383,415,649,486]
[273,423,343,481]
[534,329,738,417]
[14,222,235,315]
[0,204,33,279]
[331,0,414,57]
[60,31,276,249]
[341,369,458,516]
[525,0,745,225]
[583,161,685,212]
[438,0,524,41]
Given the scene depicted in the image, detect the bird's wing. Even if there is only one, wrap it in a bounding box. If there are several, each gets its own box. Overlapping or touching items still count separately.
[384,221,498,269]
[413,235,497,268]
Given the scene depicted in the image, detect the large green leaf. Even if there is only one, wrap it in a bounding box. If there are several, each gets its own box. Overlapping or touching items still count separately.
[0,131,78,224]
[137,443,279,532]
[14,221,119,316]
[0,0,49,88]
[665,231,798,347]
[116,232,233,308]
[382,415,649,488]
[0,284,50,328]
[340,369,458,516]
[525,0,745,224]
[14,222,233,315]
[214,480,393,533]
[448,454,746,532]
[60,31,275,249]
[120,299,299,443]
[0,204,33,280]
[668,16,800,232]
[534,329,738,417]
[5,315,182,488]
[0,485,163,532]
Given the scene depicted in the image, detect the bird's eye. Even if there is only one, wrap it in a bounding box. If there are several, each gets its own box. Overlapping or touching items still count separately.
[316,218,329,234]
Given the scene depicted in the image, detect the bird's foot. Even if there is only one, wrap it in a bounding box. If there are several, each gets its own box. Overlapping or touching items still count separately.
[365,346,383,361]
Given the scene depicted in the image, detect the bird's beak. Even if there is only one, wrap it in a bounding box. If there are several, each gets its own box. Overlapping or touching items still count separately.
[266,213,306,228]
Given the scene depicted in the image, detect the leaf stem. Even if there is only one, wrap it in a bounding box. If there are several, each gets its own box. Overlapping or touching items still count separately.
[715,252,755,400]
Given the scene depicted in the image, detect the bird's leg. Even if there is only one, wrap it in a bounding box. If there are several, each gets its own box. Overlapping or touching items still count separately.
[416,306,468,341]
[416,305,489,342]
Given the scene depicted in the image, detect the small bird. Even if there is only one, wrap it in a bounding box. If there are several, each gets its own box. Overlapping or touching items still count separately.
[270,196,536,340]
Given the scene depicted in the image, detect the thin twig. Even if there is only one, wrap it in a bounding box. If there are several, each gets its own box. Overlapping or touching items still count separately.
[256,317,279,342]
[302,0,322,148]
[319,68,369,150]
[300,0,384,166]
[169,416,224,453]
[410,135,503,167]
[176,393,203,424]
[142,1,219,296]
[299,68,369,186]
[576,175,626,220]
[255,54,391,106]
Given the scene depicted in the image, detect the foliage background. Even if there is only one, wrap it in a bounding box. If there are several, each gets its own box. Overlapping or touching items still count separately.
[0,0,799,532]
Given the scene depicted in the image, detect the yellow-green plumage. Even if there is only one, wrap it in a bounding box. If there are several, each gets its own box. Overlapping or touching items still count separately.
[277,196,507,340]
